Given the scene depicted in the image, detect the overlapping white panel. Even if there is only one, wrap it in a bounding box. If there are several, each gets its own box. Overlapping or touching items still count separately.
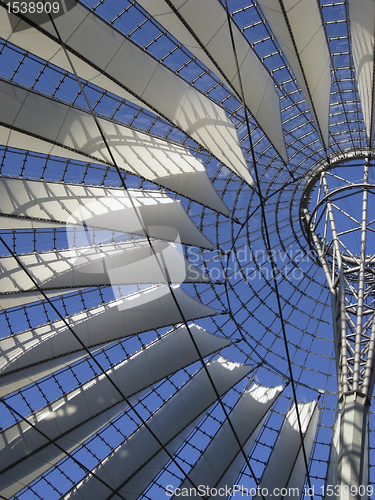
[0,5,251,184]
[258,0,331,148]
[255,400,319,499]
[348,0,375,144]
[286,403,319,494]
[0,9,146,107]
[0,285,216,384]
[62,357,254,499]
[0,289,80,310]
[0,240,209,293]
[174,384,282,498]
[0,347,101,398]
[0,214,63,230]
[137,0,288,163]
[0,325,230,497]
[0,399,131,499]
[0,178,214,249]
[0,80,228,214]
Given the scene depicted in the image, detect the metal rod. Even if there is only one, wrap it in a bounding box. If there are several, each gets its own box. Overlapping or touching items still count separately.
[353,161,369,391]
[303,208,333,288]
[321,172,342,269]
[340,269,349,395]
[362,315,375,398]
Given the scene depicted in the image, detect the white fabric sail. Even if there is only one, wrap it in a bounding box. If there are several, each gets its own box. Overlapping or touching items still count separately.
[0,325,230,498]
[173,383,283,498]
[258,0,331,149]
[0,285,216,390]
[0,239,209,293]
[348,0,375,145]
[255,400,319,499]
[0,80,228,214]
[136,0,288,164]
[0,5,251,184]
[0,289,80,310]
[0,178,214,249]
[62,357,254,500]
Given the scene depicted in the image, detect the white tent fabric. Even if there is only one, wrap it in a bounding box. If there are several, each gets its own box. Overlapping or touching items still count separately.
[136,0,288,164]
[0,178,214,249]
[0,5,251,185]
[0,239,209,293]
[174,383,283,498]
[286,403,320,495]
[0,289,80,311]
[0,80,228,214]
[0,215,62,230]
[0,325,230,498]
[62,357,255,500]
[0,396,136,499]
[255,400,319,499]
[258,0,331,149]
[0,9,147,110]
[0,285,216,387]
[0,346,103,397]
[348,0,375,145]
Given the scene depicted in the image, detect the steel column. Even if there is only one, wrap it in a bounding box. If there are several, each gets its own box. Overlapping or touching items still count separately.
[302,162,374,500]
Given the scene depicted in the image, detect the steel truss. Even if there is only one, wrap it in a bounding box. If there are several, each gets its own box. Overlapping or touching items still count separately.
[302,158,375,499]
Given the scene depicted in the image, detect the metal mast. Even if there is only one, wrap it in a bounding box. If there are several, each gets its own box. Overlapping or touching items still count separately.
[302,158,375,499]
